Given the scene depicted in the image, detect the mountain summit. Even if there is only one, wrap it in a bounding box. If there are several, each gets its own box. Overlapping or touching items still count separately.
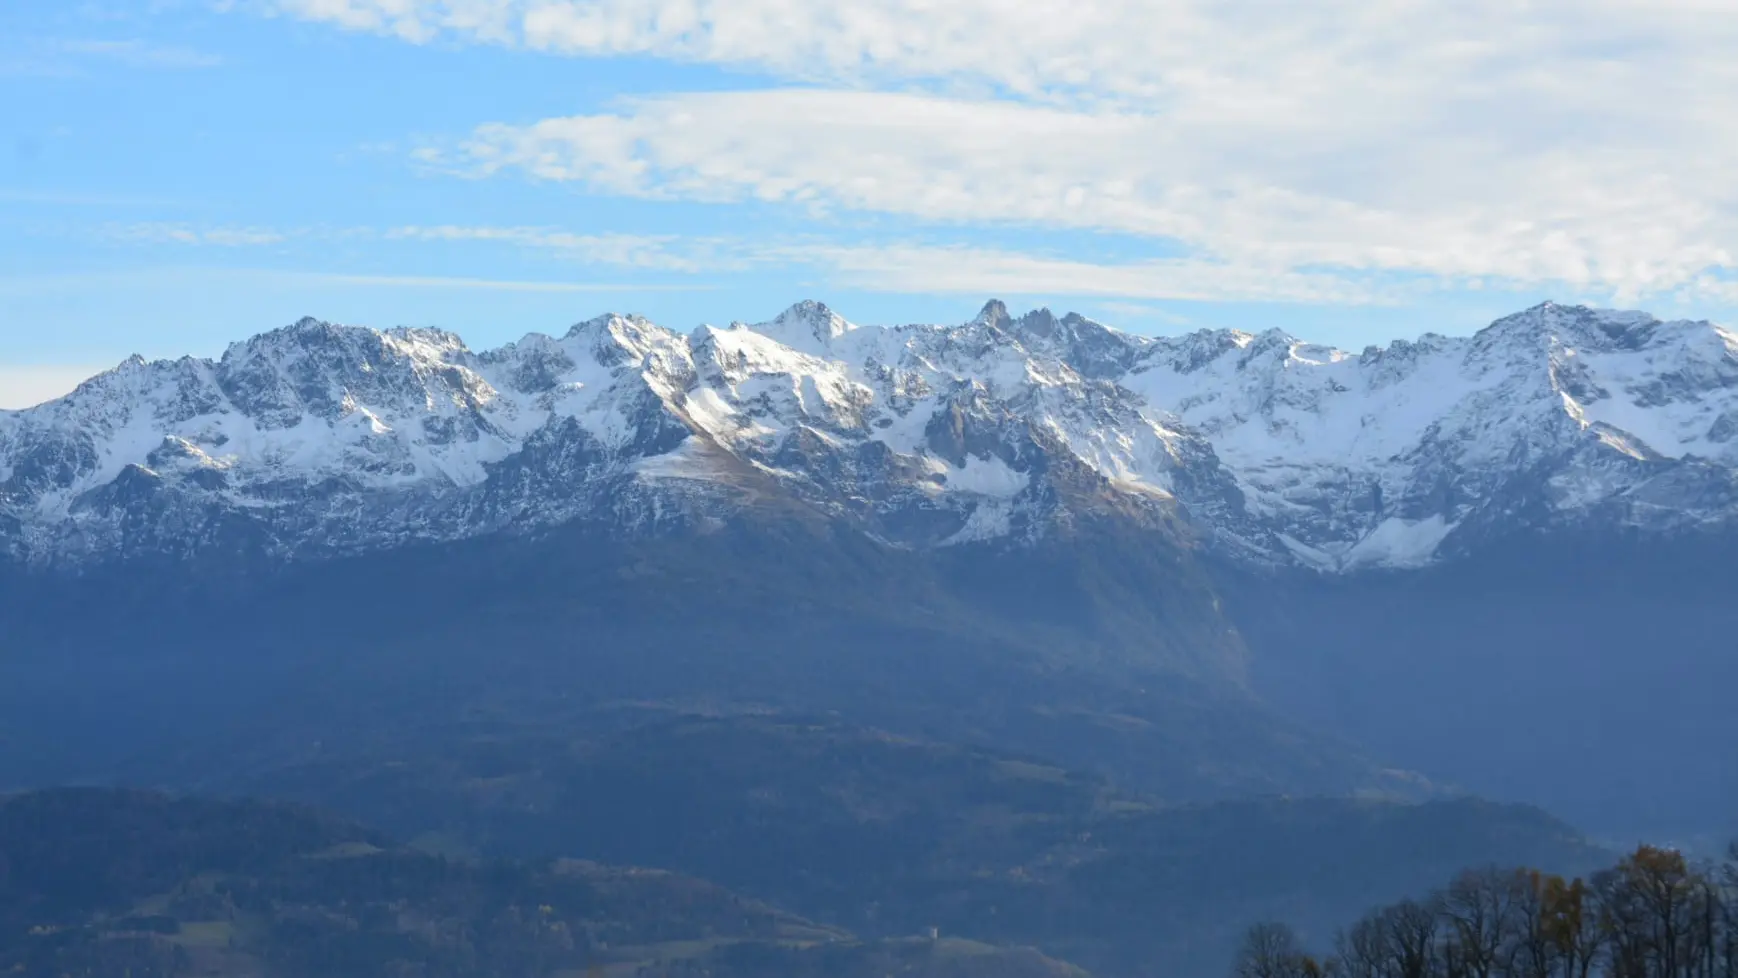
[3,300,1735,570]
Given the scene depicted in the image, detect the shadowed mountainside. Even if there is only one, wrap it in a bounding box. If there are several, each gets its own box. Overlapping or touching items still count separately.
[220,715,1609,978]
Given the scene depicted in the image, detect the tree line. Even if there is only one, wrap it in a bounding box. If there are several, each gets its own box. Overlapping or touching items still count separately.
[1233,844,1738,978]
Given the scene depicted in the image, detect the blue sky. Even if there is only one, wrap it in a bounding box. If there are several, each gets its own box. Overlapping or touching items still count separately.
[4,0,1737,406]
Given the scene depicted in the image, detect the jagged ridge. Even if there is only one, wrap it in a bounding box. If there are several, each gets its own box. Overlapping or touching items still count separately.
[2,300,1735,570]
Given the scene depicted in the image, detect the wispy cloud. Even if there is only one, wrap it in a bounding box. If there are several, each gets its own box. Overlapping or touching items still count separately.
[1683,274,1738,305]
[110,216,1738,308]
[431,87,1738,303]
[3,37,222,76]
[101,215,1411,304]
[778,244,1397,306]
[245,0,1738,306]
[0,189,187,208]
[57,39,222,69]
[111,223,290,246]
[0,267,712,297]
[104,222,738,271]
[260,270,709,293]
[385,225,738,272]
[385,225,1398,304]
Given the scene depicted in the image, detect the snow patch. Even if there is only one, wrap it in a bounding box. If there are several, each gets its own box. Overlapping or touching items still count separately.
[936,454,1029,498]
[942,500,1015,545]
[1341,516,1456,570]
[632,439,716,481]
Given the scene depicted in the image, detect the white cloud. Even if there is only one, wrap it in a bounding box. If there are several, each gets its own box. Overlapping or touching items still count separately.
[107,222,743,272]
[257,1,1736,108]
[1684,275,1738,305]
[0,267,711,297]
[4,38,224,76]
[779,243,1392,306]
[378,225,1393,304]
[0,366,109,410]
[261,0,1738,304]
[434,88,1738,299]
[264,269,699,292]
[0,189,187,207]
[264,0,519,44]
[385,225,733,271]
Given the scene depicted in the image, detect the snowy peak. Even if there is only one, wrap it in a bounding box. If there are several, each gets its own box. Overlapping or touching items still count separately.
[3,300,1736,571]
[1478,301,1661,352]
[999,306,1150,380]
[753,300,859,354]
[1121,301,1738,567]
[209,318,491,431]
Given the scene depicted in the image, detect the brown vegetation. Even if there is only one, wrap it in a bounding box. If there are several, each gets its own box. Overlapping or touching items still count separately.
[1234,845,1738,978]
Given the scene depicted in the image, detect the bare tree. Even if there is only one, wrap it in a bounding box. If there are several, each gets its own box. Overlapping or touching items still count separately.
[1339,914,1398,978]
[1445,868,1525,978]
[1236,922,1313,978]
[1383,898,1443,978]
[1509,870,1563,978]
[1546,875,1604,978]
[1628,847,1698,978]
[1598,859,1656,978]
[1232,842,1737,978]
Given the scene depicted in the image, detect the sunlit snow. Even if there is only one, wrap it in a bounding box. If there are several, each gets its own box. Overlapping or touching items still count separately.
[5,300,1735,570]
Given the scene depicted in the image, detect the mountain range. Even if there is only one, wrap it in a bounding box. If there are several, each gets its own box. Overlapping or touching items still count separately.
[1,298,1734,947]
[5,299,1735,570]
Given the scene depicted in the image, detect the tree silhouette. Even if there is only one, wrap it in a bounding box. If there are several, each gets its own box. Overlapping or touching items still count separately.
[1236,844,1738,978]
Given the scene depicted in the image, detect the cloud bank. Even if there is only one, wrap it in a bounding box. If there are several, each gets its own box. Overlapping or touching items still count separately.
[244,1,1738,302]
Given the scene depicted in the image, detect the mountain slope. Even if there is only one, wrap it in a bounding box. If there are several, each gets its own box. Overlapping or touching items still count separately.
[0,515,1390,805]
[0,787,1087,978]
[4,300,1735,570]
[1122,302,1738,567]
[4,298,1735,833]
[212,715,1607,978]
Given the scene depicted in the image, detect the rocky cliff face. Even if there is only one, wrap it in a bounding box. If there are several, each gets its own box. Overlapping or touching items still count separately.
[4,299,1734,571]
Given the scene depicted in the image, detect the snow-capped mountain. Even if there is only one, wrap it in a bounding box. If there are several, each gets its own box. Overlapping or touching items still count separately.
[3,299,1735,570]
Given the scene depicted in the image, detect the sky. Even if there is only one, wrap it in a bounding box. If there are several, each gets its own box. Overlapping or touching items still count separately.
[4,0,1738,408]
